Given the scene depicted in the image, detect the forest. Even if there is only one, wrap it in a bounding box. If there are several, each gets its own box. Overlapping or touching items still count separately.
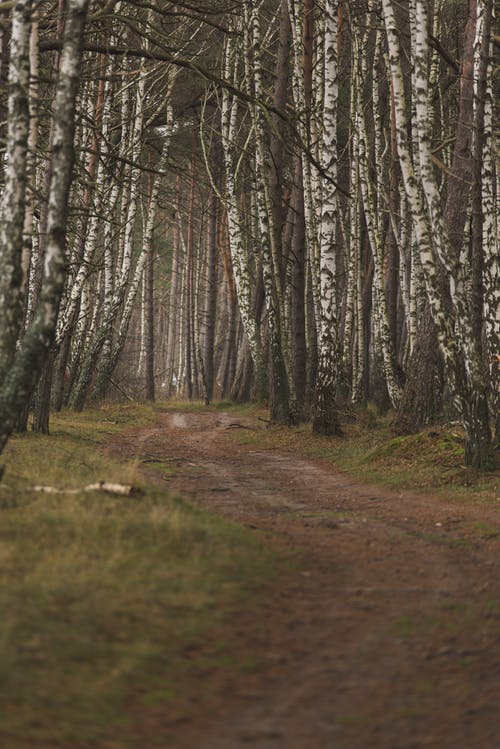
[0,1,499,746]
[0,0,498,467]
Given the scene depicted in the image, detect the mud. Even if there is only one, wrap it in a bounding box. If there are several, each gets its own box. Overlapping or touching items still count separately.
[106,410,500,749]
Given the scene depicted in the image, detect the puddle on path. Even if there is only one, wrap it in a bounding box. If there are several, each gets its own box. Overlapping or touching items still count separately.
[165,411,254,431]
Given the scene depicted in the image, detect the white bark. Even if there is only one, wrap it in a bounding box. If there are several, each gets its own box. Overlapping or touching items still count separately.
[0,0,31,376]
[22,9,39,291]
[220,29,266,388]
[382,0,458,378]
[0,0,89,449]
[287,0,321,331]
[312,0,342,433]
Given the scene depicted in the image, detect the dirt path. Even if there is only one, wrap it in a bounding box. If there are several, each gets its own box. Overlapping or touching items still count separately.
[106,410,500,749]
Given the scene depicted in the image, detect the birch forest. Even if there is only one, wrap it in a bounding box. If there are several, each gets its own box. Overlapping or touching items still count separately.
[0,0,498,469]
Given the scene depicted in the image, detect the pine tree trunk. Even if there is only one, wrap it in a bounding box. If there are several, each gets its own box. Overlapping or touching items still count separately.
[53,331,71,411]
[32,351,55,434]
[230,338,254,402]
[220,285,237,399]
[394,305,443,434]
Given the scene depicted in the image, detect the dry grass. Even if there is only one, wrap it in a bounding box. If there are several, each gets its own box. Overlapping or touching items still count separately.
[0,404,279,748]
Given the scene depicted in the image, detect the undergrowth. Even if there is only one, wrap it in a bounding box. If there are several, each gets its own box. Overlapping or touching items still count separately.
[169,401,499,502]
[0,404,280,748]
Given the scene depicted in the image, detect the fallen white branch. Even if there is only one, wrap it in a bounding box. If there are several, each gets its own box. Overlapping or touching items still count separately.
[31,482,137,496]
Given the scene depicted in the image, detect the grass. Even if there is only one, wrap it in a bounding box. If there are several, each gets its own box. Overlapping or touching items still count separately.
[0,403,281,748]
[392,599,500,644]
[315,419,499,500]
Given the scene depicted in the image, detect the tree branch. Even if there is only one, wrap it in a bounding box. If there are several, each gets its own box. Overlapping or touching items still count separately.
[39,37,351,197]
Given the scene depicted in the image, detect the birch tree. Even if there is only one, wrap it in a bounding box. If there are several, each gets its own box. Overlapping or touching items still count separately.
[0,0,89,455]
[246,1,293,423]
[219,30,268,401]
[312,0,342,435]
[382,0,495,467]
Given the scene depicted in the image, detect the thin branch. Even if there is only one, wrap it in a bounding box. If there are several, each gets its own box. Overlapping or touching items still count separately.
[40,37,351,197]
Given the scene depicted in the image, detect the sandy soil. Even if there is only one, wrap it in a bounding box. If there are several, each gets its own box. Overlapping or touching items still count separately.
[106,409,500,749]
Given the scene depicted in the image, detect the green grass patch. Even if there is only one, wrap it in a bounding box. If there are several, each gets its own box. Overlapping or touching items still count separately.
[406,529,472,548]
[471,521,500,539]
[0,404,281,748]
[327,421,499,499]
[141,458,176,478]
[392,598,500,646]
[394,615,415,638]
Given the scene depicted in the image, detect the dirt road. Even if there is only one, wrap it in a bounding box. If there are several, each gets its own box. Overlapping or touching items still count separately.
[107,409,500,749]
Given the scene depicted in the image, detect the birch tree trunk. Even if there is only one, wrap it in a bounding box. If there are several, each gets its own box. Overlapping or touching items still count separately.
[384,0,494,467]
[290,157,307,408]
[247,1,292,423]
[312,0,342,435]
[0,0,31,383]
[0,0,89,455]
[472,0,498,442]
[165,206,181,396]
[356,29,403,408]
[219,28,267,401]
[288,0,320,395]
[89,100,175,405]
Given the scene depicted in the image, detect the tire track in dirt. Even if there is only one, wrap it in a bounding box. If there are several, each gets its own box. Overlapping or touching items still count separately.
[106,410,500,749]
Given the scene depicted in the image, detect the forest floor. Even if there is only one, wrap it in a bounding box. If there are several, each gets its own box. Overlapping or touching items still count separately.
[104,404,500,749]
